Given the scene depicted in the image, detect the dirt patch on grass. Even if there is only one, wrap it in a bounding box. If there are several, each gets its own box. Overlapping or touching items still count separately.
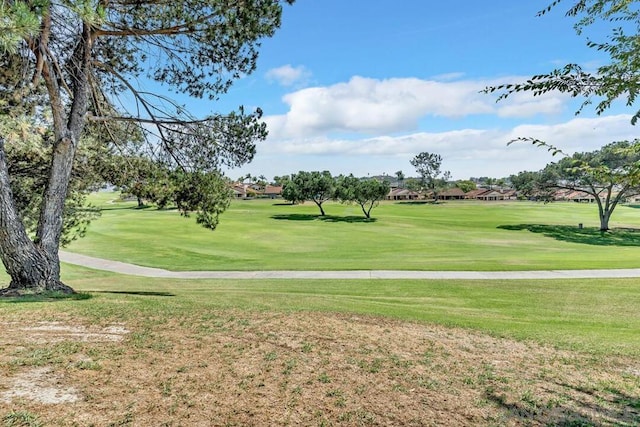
[3,321,129,344]
[0,312,638,426]
[0,367,80,404]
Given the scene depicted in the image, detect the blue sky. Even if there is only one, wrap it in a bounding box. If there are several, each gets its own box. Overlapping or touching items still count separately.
[203,0,639,181]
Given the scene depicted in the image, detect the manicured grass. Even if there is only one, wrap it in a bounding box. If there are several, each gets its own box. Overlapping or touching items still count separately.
[46,265,640,357]
[67,193,640,271]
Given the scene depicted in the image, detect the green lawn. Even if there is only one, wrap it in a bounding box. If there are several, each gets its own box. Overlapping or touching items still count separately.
[66,193,640,271]
[5,264,629,357]
[39,192,640,354]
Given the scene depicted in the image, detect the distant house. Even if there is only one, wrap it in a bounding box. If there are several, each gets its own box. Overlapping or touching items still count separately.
[438,188,466,200]
[501,189,518,200]
[465,189,489,199]
[230,183,263,199]
[561,190,608,203]
[476,190,504,201]
[231,184,247,199]
[469,189,518,201]
[264,185,283,199]
[387,188,420,201]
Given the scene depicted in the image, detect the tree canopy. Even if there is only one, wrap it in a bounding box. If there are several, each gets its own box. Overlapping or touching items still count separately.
[283,171,335,216]
[484,1,640,232]
[511,139,640,230]
[335,175,389,219]
[410,152,451,201]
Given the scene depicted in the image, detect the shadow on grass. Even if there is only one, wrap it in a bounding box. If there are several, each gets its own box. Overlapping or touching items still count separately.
[92,290,175,297]
[497,224,640,246]
[396,201,432,205]
[486,383,640,426]
[271,214,376,223]
[98,204,148,211]
[99,204,178,212]
[0,292,92,303]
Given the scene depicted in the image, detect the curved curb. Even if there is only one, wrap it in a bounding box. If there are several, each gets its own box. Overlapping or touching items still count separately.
[59,251,640,280]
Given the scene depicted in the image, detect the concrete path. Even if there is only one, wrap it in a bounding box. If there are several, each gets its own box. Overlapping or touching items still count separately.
[59,250,640,280]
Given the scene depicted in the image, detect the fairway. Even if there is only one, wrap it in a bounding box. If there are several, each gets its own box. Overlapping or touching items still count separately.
[66,194,640,271]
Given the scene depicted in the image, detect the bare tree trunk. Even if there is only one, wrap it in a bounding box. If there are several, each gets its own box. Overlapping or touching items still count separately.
[0,138,73,295]
[599,209,611,231]
[359,201,372,219]
[36,136,78,280]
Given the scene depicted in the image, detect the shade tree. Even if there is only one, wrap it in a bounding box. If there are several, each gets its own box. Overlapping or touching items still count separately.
[335,175,390,219]
[283,171,335,215]
[512,139,640,231]
[455,180,477,193]
[484,1,640,231]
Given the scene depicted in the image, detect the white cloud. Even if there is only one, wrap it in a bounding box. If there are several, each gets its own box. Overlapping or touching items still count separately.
[265,64,312,87]
[431,72,466,81]
[505,114,637,151]
[496,91,566,117]
[230,74,639,181]
[246,114,638,180]
[265,75,570,138]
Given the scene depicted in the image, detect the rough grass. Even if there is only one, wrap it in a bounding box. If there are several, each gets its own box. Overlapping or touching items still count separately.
[66,194,640,271]
[0,278,638,426]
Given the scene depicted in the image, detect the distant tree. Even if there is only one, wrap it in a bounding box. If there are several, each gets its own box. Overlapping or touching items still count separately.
[404,177,422,192]
[336,175,390,219]
[285,171,335,215]
[282,171,333,212]
[172,171,232,230]
[254,175,268,190]
[510,170,555,201]
[410,152,451,201]
[103,156,167,207]
[456,180,477,193]
[273,175,291,187]
[282,178,304,205]
[514,139,640,230]
[395,170,405,188]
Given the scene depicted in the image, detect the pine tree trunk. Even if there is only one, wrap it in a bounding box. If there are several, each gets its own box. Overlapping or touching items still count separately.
[0,138,74,296]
